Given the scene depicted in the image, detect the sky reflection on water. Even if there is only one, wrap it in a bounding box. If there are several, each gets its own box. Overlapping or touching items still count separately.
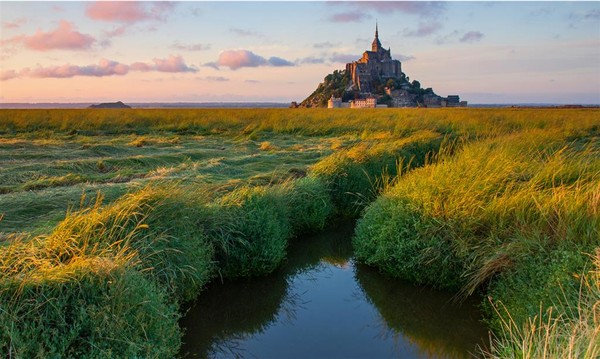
[180,223,488,358]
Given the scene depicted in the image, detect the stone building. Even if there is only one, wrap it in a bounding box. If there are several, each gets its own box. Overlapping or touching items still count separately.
[442,95,468,107]
[345,24,401,94]
[350,97,377,108]
[423,94,443,107]
[327,95,342,108]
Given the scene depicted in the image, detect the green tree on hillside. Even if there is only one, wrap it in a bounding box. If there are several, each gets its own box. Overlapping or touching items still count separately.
[300,70,351,108]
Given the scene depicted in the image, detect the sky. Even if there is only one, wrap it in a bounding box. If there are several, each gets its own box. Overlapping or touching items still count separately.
[1,1,599,104]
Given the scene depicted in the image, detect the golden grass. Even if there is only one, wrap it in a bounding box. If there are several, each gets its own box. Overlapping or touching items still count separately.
[0,107,598,356]
[485,250,599,359]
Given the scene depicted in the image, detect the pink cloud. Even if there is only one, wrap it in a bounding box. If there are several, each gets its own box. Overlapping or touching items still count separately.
[23,59,129,79]
[211,50,295,70]
[86,1,176,23]
[87,2,150,22]
[153,55,197,72]
[0,70,19,81]
[217,50,267,70]
[130,62,152,72]
[1,56,198,81]
[131,55,197,73]
[17,21,96,51]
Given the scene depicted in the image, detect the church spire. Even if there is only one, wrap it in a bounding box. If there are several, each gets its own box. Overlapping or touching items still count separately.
[372,21,382,52]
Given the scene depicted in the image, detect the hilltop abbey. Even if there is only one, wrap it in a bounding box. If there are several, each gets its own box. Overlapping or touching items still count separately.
[299,24,466,108]
[346,23,402,94]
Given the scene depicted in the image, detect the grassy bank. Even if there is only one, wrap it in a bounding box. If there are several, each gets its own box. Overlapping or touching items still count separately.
[487,250,599,358]
[354,122,599,356]
[1,108,598,357]
[0,176,334,356]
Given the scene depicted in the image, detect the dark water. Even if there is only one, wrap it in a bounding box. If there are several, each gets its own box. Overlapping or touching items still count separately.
[180,223,489,358]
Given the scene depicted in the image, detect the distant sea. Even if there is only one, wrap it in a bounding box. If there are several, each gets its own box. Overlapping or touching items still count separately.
[0,102,597,109]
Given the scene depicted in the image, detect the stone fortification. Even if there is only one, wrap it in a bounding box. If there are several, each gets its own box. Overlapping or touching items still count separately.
[300,24,467,108]
[346,24,402,94]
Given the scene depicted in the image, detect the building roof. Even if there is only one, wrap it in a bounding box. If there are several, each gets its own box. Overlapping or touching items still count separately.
[371,23,382,51]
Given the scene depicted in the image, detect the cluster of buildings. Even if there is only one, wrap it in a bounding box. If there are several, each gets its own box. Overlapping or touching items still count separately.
[328,96,387,109]
[328,92,467,109]
[328,24,467,109]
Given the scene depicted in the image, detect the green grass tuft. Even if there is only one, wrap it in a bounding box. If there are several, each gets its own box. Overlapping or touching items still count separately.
[279,176,334,235]
[42,184,216,302]
[0,242,181,358]
[207,185,291,278]
[311,130,443,217]
[485,250,599,359]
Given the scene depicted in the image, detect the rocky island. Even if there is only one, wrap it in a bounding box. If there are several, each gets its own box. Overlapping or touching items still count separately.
[88,101,132,109]
[300,25,467,108]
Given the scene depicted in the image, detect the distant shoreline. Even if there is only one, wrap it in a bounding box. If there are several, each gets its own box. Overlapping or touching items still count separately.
[0,102,598,109]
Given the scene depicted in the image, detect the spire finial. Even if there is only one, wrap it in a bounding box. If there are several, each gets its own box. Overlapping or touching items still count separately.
[372,20,382,52]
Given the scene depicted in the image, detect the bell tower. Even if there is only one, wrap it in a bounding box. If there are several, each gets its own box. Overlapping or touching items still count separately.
[371,22,382,52]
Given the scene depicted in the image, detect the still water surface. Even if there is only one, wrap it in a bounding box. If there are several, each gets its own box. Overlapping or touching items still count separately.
[180,223,489,358]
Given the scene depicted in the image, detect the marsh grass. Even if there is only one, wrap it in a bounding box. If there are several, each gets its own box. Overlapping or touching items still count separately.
[2,108,598,139]
[206,185,291,278]
[1,108,598,357]
[485,250,599,359]
[44,184,216,301]
[281,176,334,234]
[0,132,336,234]
[0,183,222,357]
[0,232,182,358]
[194,176,334,280]
[354,123,599,356]
[311,129,444,217]
[3,108,597,234]
[355,127,599,286]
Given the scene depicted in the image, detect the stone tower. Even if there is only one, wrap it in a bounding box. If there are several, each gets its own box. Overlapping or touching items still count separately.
[345,24,402,93]
[372,22,382,52]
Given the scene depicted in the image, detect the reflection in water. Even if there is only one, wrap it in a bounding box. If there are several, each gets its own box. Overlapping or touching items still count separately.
[180,222,489,358]
[179,268,288,358]
[355,264,489,358]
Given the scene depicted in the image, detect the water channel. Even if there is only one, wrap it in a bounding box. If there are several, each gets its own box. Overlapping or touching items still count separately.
[180,222,489,358]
